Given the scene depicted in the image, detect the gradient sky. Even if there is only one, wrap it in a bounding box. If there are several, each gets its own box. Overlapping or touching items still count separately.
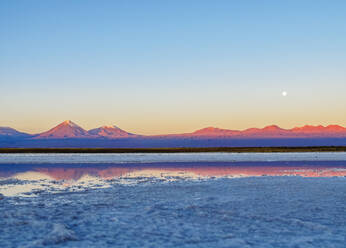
[1,0,346,135]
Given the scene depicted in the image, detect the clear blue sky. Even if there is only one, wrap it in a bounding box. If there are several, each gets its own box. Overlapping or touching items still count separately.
[1,0,346,134]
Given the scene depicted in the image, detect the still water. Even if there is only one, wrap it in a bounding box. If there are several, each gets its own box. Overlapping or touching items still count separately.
[1,153,346,247]
[1,152,345,197]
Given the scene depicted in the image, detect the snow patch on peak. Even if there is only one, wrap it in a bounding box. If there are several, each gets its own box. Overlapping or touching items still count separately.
[62,120,80,128]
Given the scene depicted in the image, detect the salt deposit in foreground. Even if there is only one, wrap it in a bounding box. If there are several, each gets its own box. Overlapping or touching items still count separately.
[0,176,345,248]
[0,153,345,247]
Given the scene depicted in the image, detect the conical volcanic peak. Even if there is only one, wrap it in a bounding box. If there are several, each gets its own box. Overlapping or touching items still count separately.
[62,120,80,128]
[37,120,91,138]
[88,125,134,138]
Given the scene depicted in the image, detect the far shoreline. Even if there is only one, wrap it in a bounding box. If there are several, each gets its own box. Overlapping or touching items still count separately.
[1,146,346,153]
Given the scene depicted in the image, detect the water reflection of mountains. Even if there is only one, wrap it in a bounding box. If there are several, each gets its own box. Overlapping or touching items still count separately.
[1,161,346,181]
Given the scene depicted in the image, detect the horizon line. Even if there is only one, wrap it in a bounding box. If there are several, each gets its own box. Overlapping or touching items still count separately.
[2,120,346,136]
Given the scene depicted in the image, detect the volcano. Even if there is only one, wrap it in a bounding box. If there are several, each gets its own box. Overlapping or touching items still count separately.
[88,125,135,138]
[36,120,92,138]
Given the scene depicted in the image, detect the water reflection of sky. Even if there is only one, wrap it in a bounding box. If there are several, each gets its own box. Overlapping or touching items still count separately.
[1,161,346,197]
[2,163,346,180]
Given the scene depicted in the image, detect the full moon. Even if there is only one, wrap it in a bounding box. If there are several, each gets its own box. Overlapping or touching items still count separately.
[282,91,287,97]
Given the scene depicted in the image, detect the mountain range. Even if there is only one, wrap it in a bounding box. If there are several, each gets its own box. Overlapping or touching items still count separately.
[1,120,346,139]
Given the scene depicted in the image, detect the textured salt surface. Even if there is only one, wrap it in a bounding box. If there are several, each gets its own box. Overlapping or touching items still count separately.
[0,177,345,248]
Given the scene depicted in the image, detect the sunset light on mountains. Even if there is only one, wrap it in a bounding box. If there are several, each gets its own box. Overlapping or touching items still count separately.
[2,120,346,139]
[1,1,346,247]
[2,120,346,148]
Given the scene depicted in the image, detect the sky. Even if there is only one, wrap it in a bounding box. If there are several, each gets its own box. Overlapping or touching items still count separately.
[1,0,346,135]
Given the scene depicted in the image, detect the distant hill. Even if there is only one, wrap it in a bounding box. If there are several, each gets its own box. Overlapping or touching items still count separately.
[1,121,346,147]
[185,124,346,138]
[3,120,346,139]
[0,127,31,138]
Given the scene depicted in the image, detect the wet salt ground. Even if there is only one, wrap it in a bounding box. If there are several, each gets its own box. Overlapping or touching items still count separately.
[1,177,345,248]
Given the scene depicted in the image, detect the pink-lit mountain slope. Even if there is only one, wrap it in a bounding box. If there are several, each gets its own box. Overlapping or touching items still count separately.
[88,125,135,138]
[238,125,292,138]
[158,125,290,138]
[36,120,92,138]
[290,125,346,137]
[186,125,346,138]
[7,121,346,139]
[191,127,241,136]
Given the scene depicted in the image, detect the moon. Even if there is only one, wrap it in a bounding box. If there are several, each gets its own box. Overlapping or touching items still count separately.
[282,91,287,97]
